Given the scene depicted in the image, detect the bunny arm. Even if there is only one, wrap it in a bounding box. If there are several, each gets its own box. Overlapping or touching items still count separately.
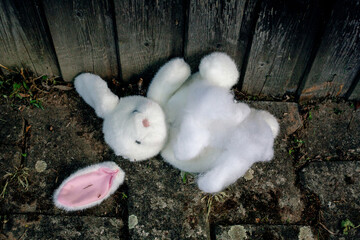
[74,73,119,118]
[147,58,191,107]
[173,115,210,161]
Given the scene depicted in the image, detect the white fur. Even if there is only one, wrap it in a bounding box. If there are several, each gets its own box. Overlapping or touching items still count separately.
[74,73,119,118]
[199,52,239,89]
[74,52,279,194]
[103,96,167,161]
[53,162,125,211]
[147,58,191,107]
[150,52,279,193]
[74,74,167,161]
[258,110,280,138]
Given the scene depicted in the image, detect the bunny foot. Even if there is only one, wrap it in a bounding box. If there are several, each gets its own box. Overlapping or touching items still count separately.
[199,52,239,89]
[197,155,252,193]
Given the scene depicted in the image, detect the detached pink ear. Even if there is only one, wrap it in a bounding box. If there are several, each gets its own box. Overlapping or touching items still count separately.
[53,162,125,211]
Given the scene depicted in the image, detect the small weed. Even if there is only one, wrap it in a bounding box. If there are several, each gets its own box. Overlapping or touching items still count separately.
[308,111,313,120]
[341,219,360,235]
[0,166,30,199]
[333,108,343,115]
[0,65,69,108]
[201,192,228,222]
[0,68,44,108]
[294,138,305,144]
[181,171,188,184]
[121,192,128,200]
[289,149,295,155]
[29,99,44,109]
[293,138,305,148]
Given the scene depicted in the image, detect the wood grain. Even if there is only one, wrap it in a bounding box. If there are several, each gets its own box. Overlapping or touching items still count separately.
[0,0,59,76]
[0,0,359,100]
[349,80,360,101]
[300,0,360,100]
[114,0,185,82]
[242,0,320,97]
[42,0,118,81]
[185,0,246,70]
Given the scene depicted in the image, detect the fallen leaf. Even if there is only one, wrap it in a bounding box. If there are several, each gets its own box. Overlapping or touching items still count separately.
[18,93,30,98]
[26,125,32,133]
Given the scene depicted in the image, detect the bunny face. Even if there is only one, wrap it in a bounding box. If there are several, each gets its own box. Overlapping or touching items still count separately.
[103,95,167,161]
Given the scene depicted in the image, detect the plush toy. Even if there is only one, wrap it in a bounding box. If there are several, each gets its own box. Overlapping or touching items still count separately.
[147,52,279,193]
[54,52,279,208]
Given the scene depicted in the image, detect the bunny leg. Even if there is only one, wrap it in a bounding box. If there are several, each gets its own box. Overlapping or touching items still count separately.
[185,83,251,124]
[199,52,239,89]
[147,58,191,107]
[173,116,210,161]
[197,153,252,193]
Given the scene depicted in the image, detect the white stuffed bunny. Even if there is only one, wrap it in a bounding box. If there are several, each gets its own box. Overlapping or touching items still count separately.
[147,52,279,193]
[70,52,279,194]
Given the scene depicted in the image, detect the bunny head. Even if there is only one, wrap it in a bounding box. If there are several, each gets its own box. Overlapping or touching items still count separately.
[103,95,167,161]
[74,73,167,161]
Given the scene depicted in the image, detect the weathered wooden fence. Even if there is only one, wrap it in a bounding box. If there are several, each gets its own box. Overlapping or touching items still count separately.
[0,0,359,101]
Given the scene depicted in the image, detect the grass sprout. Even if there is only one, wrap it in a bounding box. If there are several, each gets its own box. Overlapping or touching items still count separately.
[0,65,70,109]
[201,192,228,222]
[341,219,360,235]
[0,166,30,199]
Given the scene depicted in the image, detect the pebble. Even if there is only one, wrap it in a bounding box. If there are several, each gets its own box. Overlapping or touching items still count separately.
[128,215,138,229]
[243,168,254,181]
[35,160,47,172]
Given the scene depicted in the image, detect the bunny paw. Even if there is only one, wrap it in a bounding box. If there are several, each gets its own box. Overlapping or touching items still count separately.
[160,58,191,84]
[197,173,224,193]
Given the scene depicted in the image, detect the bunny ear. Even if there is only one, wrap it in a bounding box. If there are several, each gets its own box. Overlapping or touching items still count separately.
[53,162,125,211]
[74,73,119,118]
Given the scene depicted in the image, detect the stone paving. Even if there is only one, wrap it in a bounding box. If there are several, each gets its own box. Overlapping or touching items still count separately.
[0,90,359,239]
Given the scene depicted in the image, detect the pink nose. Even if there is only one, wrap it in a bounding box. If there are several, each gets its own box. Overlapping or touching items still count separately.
[142,119,150,128]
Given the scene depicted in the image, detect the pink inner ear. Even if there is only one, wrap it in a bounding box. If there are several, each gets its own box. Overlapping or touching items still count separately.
[57,167,119,208]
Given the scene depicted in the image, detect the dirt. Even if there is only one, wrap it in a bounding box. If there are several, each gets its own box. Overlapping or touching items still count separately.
[0,84,359,239]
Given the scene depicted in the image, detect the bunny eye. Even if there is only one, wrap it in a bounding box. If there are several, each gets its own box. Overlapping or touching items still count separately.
[132,109,139,114]
[135,140,141,145]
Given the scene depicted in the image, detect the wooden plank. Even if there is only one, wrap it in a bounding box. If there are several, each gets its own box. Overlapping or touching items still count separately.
[300,0,360,100]
[114,0,185,81]
[185,0,247,69]
[42,0,118,81]
[349,81,360,101]
[241,0,321,97]
[0,0,59,76]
